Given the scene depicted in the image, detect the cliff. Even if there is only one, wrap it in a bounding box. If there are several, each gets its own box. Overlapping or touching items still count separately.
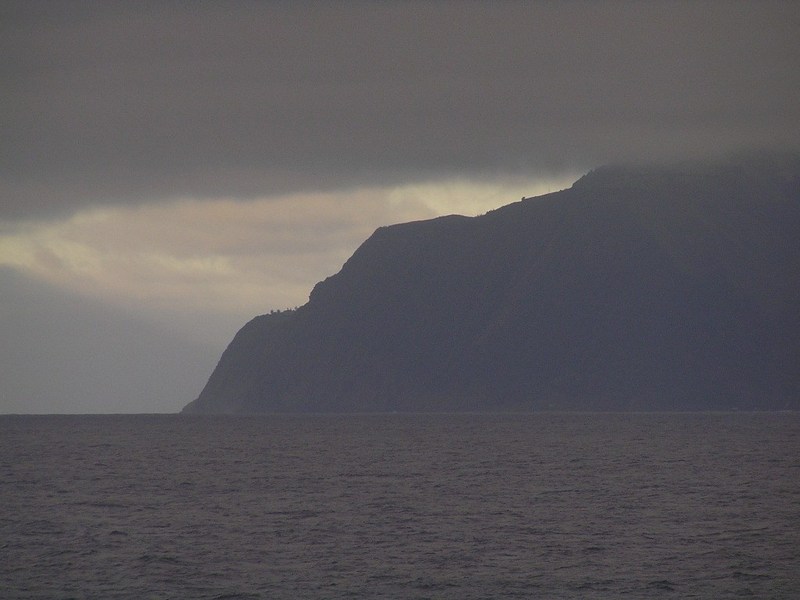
[183,154,800,413]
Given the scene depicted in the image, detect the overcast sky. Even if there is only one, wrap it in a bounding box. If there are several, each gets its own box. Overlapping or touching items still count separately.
[1,1,798,413]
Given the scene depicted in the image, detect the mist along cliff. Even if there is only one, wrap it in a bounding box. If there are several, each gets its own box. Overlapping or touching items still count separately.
[183,155,800,413]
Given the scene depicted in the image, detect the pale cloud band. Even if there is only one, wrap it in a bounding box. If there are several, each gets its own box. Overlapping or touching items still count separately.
[0,176,573,343]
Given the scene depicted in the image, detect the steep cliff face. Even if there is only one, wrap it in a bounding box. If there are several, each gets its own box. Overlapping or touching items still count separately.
[183,155,800,413]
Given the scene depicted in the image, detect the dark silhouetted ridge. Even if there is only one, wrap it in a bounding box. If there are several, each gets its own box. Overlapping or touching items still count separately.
[183,154,800,413]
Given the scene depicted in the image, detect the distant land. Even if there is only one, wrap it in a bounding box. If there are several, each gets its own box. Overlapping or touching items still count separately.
[183,153,800,413]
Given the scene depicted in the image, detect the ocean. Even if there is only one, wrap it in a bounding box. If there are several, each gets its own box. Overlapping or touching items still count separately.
[1,412,798,599]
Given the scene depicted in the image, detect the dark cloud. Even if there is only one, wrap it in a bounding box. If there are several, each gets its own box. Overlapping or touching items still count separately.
[2,1,799,218]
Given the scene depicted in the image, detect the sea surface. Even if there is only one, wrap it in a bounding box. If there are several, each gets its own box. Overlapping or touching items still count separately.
[1,412,798,599]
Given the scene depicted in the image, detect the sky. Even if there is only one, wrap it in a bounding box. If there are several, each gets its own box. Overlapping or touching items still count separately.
[1,1,798,413]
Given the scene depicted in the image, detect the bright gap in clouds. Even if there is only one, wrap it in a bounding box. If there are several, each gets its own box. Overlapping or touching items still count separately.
[0,175,576,343]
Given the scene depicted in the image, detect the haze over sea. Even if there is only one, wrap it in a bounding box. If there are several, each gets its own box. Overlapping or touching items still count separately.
[2,412,798,599]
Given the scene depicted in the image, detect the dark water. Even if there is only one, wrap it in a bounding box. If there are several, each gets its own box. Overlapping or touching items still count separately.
[1,413,798,599]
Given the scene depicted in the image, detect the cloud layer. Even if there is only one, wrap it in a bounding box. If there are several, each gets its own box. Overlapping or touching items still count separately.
[3,1,798,219]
